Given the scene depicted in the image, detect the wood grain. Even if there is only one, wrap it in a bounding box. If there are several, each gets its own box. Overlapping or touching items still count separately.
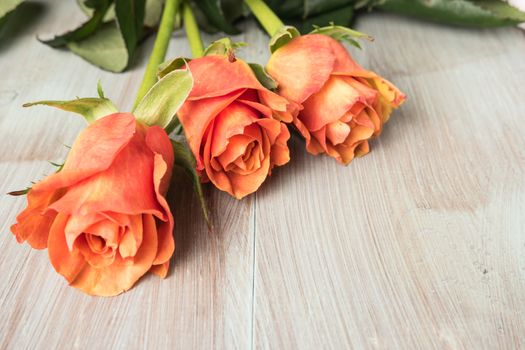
[1,1,524,349]
[253,15,525,350]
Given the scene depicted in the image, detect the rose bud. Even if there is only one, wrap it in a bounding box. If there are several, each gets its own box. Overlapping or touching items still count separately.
[177,55,296,199]
[267,34,406,165]
[10,113,174,296]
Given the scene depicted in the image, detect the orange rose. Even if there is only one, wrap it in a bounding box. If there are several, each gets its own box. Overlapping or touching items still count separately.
[267,34,406,164]
[178,55,296,199]
[10,113,174,296]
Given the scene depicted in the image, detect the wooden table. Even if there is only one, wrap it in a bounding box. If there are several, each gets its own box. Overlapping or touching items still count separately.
[1,1,524,349]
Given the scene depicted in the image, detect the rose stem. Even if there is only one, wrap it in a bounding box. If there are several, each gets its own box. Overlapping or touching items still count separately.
[243,0,284,36]
[182,2,204,58]
[133,0,180,110]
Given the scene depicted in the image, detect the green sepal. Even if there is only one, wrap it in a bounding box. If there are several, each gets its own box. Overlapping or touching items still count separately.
[203,37,246,57]
[49,161,65,172]
[269,25,300,53]
[7,187,31,196]
[134,68,193,130]
[171,139,212,230]
[310,23,373,49]
[97,80,105,98]
[249,63,278,90]
[158,57,189,79]
[8,159,65,196]
[23,83,118,124]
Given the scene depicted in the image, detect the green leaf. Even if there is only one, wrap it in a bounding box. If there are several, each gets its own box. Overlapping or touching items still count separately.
[144,0,164,27]
[67,21,129,72]
[310,23,372,48]
[376,0,525,27]
[78,0,162,27]
[134,68,193,129]
[266,0,351,19]
[194,0,240,34]
[77,0,116,22]
[269,25,300,53]
[473,0,525,22]
[53,0,150,72]
[191,3,220,33]
[203,37,246,56]
[171,139,212,229]
[249,63,277,90]
[41,0,111,47]
[23,86,118,124]
[0,0,24,19]
[291,5,355,33]
[222,0,249,22]
[115,0,146,56]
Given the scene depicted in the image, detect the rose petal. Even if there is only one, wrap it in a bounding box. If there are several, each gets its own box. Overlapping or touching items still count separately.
[269,124,291,169]
[149,261,169,278]
[344,77,378,106]
[150,154,175,266]
[67,214,158,296]
[211,101,260,157]
[202,120,234,195]
[145,126,175,268]
[145,125,175,196]
[256,118,283,144]
[10,188,64,249]
[327,35,366,74]
[267,34,335,104]
[84,219,119,247]
[187,56,265,100]
[257,90,298,123]
[64,212,106,251]
[75,234,116,269]
[49,128,165,220]
[119,214,143,259]
[179,90,245,170]
[34,113,136,194]
[216,134,254,169]
[227,135,272,199]
[301,76,363,131]
[48,213,87,283]
[326,121,351,145]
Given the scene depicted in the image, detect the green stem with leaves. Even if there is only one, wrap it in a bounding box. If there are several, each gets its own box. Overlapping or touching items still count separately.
[183,3,204,58]
[133,0,180,110]
[243,0,284,36]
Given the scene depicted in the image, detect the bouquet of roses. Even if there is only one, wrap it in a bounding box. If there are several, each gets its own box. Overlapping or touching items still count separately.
[9,0,407,296]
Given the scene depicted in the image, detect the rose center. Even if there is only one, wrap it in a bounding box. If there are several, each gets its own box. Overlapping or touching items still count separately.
[85,233,108,254]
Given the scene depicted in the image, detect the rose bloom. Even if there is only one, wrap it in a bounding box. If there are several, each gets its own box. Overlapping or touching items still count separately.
[10,113,174,296]
[267,34,406,164]
[178,55,297,199]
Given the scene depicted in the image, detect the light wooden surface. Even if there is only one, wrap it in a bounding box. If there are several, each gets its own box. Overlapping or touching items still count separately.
[1,1,524,349]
